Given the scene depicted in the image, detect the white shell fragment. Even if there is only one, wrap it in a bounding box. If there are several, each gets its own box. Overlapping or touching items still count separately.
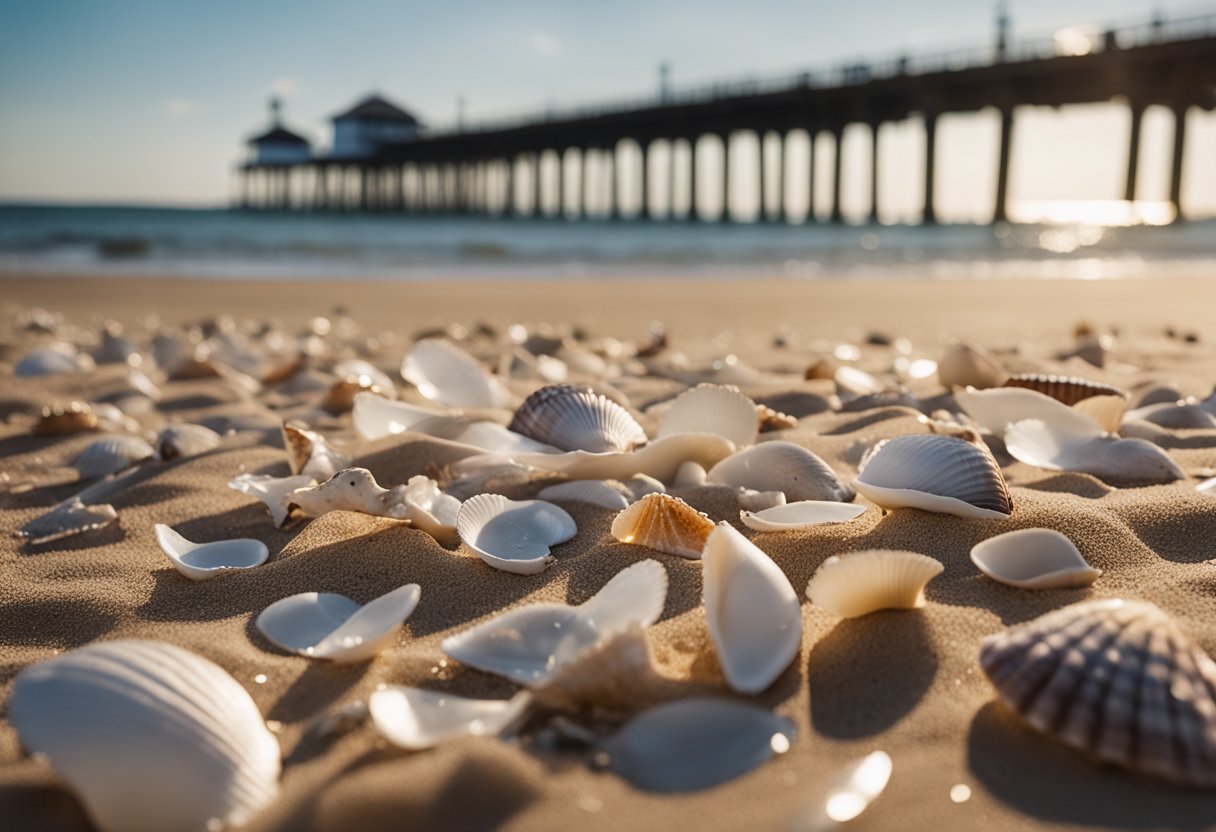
[9,640,280,832]
[255,584,421,663]
[154,524,269,581]
[970,528,1100,590]
[351,392,456,440]
[954,385,1104,439]
[73,435,154,480]
[15,344,93,377]
[702,523,801,694]
[1198,476,1216,496]
[287,468,409,523]
[456,494,577,574]
[228,473,316,527]
[979,599,1216,787]
[1005,418,1185,485]
[673,460,708,487]
[740,500,867,532]
[155,423,222,461]
[282,422,350,480]
[17,497,119,546]
[807,550,944,618]
[599,698,796,793]
[369,687,533,751]
[937,339,1006,389]
[611,493,715,559]
[508,384,647,453]
[402,475,462,545]
[537,479,632,510]
[533,625,672,710]
[854,434,1012,519]
[706,441,854,502]
[400,337,511,408]
[657,384,759,447]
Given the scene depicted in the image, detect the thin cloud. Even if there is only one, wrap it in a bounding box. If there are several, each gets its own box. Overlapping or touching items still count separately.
[166,98,195,117]
[530,33,560,57]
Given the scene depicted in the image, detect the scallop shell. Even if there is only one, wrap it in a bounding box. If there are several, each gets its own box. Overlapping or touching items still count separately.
[73,435,155,480]
[954,385,1105,439]
[1005,418,1185,485]
[702,523,801,694]
[9,640,280,832]
[598,697,796,793]
[15,344,93,377]
[508,384,647,453]
[1002,373,1128,432]
[806,549,944,618]
[978,599,1216,787]
[281,422,350,480]
[369,688,533,751]
[657,384,758,447]
[287,468,409,523]
[154,524,269,581]
[228,473,316,527]
[969,528,1100,589]
[937,339,1006,389]
[400,337,511,408]
[611,493,715,559]
[706,441,854,502]
[537,479,633,510]
[33,401,99,436]
[740,500,867,532]
[255,583,421,663]
[455,493,577,575]
[853,434,1012,519]
[17,497,119,546]
[402,475,461,544]
[155,423,221,461]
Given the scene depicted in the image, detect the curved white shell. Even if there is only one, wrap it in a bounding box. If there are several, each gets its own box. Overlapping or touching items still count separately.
[537,479,632,510]
[740,500,866,532]
[255,583,421,663]
[451,421,560,454]
[369,687,532,751]
[403,475,462,544]
[706,441,854,502]
[970,528,1100,589]
[228,473,316,527]
[17,497,119,545]
[1198,476,1216,496]
[155,423,222,461]
[442,560,667,686]
[287,468,409,522]
[599,698,795,793]
[400,338,511,408]
[155,524,269,581]
[534,625,672,710]
[736,489,787,512]
[937,339,1006,389]
[611,493,715,559]
[333,358,397,397]
[15,344,93,377]
[74,435,154,480]
[455,494,576,574]
[979,599,1216,787]
[1005,418,1184,484]
[351,392,456,440]
[658,384,758,447]
[672,460,708,487]
[1125,402,1216,430]
[854,434,1012,519]
[509,384,647,453]
[282,423,350,480]
[702,523,801,694]
[954,386,1104,439]
[835,365,885,397]
[807,550,944,618]
[9,640,280,832]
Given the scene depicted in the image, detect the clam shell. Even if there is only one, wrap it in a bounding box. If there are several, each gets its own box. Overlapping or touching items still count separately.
[1126,402,1216,430]
[937,339,1006,389]
[673,460,708,487]
[537,479,633,510]
[455,494,577,574]
[599,697,796,793]
[369,688,533,751]
[282,422,350,480]
[740,500,866,532]
[955,385,1105,439]
[73,435,154,480]
[611,493,715,559]
[702,523,801,694]
[288,468,409,522]
[509,384,647,453]
[228,473,316,527]
[979,599,1216,787]
[400,337,511,408]
[351,392,456,440]
[706,441,854,502]
[15,344,93,377]
[853,434,1012,519]
[17,497,119,545]
[1003,373,1128,433]
[255,584,421,663]
[155,423,221,461]
[657,384,758,447]
[9,640,280,832]
[1005,418,1185,484]
[155,524,269,581]
[806,549,943,618]
[970,528,1100,589]
[33,401,99,436]
[402,475,461,544]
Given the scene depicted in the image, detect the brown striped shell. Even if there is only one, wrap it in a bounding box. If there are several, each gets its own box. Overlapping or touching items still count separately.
[508,384,647,453]
[611,493,715,559]
[1002,374,1128,407]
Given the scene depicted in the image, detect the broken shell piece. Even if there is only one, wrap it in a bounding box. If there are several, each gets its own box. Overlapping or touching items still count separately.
[599,698,796,793]
[740,500,866,532]
[537,479,632,511]
[969,528,1100,590]
[351,392,456,440]
[736,489,787,512]
[73,435,154,480]
[256,584,421,663]
[1002,373,1128,433]
[155,423,221,461]
[1198,476,1216,495]
[455,494,576,575]
[400,337,511,408]
[369,687,533,751]
[702,523,801,694]
[228,473,316,527]
[835,365,885,397]
[282,422,350,481]
[937,339,1006,389]
[508,384,647,453]
[320,375,385,415]
[807,550,943,618]
[954,386,1105,439]
[288,468,409,522]
[33,401,98,436]
[979,599,1216,787]
[657,384,758,447]
[854,434,1012,519]
[611,493,715,559]
[17,497,119,546]
[756,403,798,432]
[333,358,397,396]
[706,441,854,502]
[402,475,461,544]
[154,524,269,581]
[1005,418,1184,485]
[534,625,674,710]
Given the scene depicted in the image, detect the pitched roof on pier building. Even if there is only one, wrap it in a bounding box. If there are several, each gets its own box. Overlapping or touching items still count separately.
[330,93,423,159]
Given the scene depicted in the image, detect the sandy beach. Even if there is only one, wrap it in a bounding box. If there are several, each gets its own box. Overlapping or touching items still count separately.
[3,273,1216,832]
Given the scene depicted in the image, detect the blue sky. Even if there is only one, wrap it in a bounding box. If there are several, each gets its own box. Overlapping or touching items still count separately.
[0,0,1213,218]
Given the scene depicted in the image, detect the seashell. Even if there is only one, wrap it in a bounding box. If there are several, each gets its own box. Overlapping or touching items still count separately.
[854,434,1012,519]
[954,385,1105,439]
[702,523,801,694]
[635,321,667,358]
[537,479,632,511]
[1198,476,1216,496]
[281,422,350,480]
[1005,418,1184,485]
[333,358,396,395]
[1003,373,1128,432]
[1061,333,1112,367]
[806,549,944,618]
[9,640,280,832]
[287,468,409,523]
[369,687,533,750]
[969,528,1100,589]
[707,441,854,503]
[228,473,316,527]
[500,346,569,383]
[90,402,141,434]
[400,337,511,408]
[1125,402,1216,430]
[736,489,786,512]
[978,599,1216,787]
[834,365,885,397]
[91,324,140,366]
[756,403,798,432]
[320,375,386,415]
[443,560,667,686]
[33,401,99,436]
[838,389,921,413]
[455,493,576,574]
[625,473,667,499]
[402,475,461,544]
[155,423,222,461]
[672,460,707,487]
[805,358,835,380]
[611,493,715,559]
[255,584,420,663]
[74,435,155,480]
[740,500,866,532]
[937,339,1006,389]
[351,392,460,440]
[15,344,93,377]
[154,524,269,581]
[598,697,796,793]
[449,421,560,454]
[125,368,162,401]
[508,384,647,453]
[657,384,758,447]
[533,625,674,710]
[17,497,119,545]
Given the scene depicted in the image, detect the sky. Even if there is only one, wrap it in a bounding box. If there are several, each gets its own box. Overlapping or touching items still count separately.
[0,0,1213,219]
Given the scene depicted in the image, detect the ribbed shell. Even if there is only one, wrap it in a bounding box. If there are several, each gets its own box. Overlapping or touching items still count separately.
[806,550,943,618]
[657,384,758,447]
[854,434,1012,518]
[155,423,221,461]
[611,493,715,559]
[400,337,511,408]
[706,441,854,502]
[538,479,633,510]
[979,599,1216,788]
[937,339,1006,389]
[509,384,647,453]
[1002,373,1128,407]
[74,435,154,480]
[8,640,280,832]
[18,497,119,545]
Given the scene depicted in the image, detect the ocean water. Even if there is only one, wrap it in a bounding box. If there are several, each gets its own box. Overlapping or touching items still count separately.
[1,204,1214,282]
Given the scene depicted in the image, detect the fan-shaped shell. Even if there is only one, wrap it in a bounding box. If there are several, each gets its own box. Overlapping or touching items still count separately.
[970,528,1100,589]
[455,494,577,574]
[1005,418,1184,485]
[537,479,632,510]
[369,688,533,751]
[508,384,647,453]
[18,497,119,546]
[756,403,798,432]
[74,435,154,480]
[611,493,715,559]
[155,423,221,461]
[807,550,944,618]
[256,584,421,663]
[9,640,280,832]
[281,422,350,480]
[979,599,1216,787]
[33,401,99,435]
[402,475,462,544]
[937,339,1006,389]
[287,468,408,522]
[707,441,854,502]
[740,500,866,532]
[155,524,269,581]
[853,434,1012,519]
[400,337,511,408]
[657,384,758,447]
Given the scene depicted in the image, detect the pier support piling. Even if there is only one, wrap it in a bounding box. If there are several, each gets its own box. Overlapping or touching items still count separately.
[993,106,1014,223]
[923,113,938,224]
[1169,104,1188,222]
[869,122,881,224]
[830,126,844,224]
[720,132,731,223]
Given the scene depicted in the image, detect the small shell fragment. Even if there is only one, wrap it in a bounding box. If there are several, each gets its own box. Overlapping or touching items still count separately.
[287,468,409,523]
[369,687,533,750]
[400,337,511,408]
[970,528,1100,589]
[282,422,350,480]
[537,479,633,511]
[807,549,944,618]
[402,475,462,544]
[33,401,99,435]
[740,500,866,532]
[255,583,421,663]
[17,497,119,546]
[155,524,269,581]
[937,339,1006,389]
[228,473,316,527]
[155,423,222,461]
[611,493,715,559]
